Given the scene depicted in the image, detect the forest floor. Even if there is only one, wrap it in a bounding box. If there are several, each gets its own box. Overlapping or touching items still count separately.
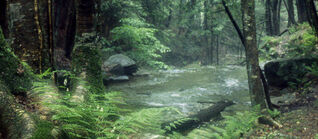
[248,84,318,139]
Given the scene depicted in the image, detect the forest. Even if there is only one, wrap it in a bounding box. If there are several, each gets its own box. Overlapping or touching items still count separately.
[0,0,318,138]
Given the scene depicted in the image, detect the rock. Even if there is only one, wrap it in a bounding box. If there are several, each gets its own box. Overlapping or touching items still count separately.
[103,75,130,85]
[102,54,138,76]
[271,92,296,105]
[109,75,129,81]
[264,57,318,88]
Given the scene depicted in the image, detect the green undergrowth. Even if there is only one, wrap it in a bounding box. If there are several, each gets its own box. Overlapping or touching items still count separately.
[260,23,318,61]
[72,33,105,93]
[0,28,34,94]
[113,107,183,138]
[110,18,170,69]
[30,120,55,139]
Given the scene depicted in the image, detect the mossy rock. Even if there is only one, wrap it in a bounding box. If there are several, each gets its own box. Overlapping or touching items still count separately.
[0,28,34,94]
[72,33,104,93]
[264,57,318,88]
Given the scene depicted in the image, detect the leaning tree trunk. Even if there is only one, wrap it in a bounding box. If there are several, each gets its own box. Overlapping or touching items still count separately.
[241,0,267,108]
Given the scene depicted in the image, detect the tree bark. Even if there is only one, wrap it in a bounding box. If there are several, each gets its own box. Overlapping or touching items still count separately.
[76,0,95,35]
[162,100,234,133]
[271,0,282,35]
[72,0,104,101]
[265,0,273,35]
[296,0,308,23]
[305,0,318,36]
[284,0,297,27]
[241,0,267,108]
[0,0,8,37]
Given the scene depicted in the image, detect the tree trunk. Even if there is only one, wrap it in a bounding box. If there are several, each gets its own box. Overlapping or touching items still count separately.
[296,0,308,23]
[203,0,210,65]
[162,100,234,133]
[216,35,219,65]
[265,0,273,35]
[241,0,267,108]
[272,0,282,35]
[0,0,8,37]
[72,0,104,101]
[305,0,318,36]
[221,0,245,46]
[76,0,95,35]
[53,0,76,89]
[284,0,297,27]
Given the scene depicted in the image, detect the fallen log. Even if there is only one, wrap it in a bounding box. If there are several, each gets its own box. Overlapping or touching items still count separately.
[161,100,234,134]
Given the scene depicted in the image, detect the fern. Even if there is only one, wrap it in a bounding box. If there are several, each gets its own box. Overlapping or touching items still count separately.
[112,107,183,137]
[209,106,261,139]
[41,91,127,139]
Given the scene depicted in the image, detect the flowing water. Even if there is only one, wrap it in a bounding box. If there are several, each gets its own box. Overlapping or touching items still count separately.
[107,65,251,115]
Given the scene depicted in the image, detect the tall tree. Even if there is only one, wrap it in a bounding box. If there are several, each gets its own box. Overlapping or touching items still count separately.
[0,0,7,36]
[271,0,282,35]
[305,0,318,35]
[76,0,95,34]
[284,0,297,27]
[222,0,269,108]
[241,0,267,108]
[265,0,273,35]
[296,0,308,23]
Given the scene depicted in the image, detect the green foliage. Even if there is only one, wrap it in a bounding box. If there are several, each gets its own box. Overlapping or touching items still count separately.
[111,18,170,69]
[267,109,280,118]
[30,120,54,139]
[44,92,127,139]
[113,107,182,137]
[306,62,318,77]
[72,33,105,93]
[260,24,318,60]
[0,28,34,93]
[210,106,261,139]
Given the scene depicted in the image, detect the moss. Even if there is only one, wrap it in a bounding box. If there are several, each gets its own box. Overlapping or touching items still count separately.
[30,120,54,139]
[0,80,33,139]
[0,28,34,93]
[72,33,104,94]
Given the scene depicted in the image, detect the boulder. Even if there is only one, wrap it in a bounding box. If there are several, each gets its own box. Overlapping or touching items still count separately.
[102,54,138,76]
[264,57,318,88]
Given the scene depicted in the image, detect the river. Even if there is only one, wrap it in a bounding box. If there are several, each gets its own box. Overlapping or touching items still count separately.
[107,65,252,138]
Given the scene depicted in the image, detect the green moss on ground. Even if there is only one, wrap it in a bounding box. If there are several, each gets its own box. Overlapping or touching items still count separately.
[0,28,34,93]
[72,33,104,94]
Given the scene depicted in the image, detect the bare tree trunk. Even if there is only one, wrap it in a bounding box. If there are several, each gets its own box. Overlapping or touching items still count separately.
[284,0,297,27]
[72,0,104,102]
[76,0,95,35]
[241,0,267,108]
[296,0,308,23]
[265,0,273,35]
[0,0,8,37]
[305,0,318,35]
[272,0,282,35]
[216,35,219,65]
